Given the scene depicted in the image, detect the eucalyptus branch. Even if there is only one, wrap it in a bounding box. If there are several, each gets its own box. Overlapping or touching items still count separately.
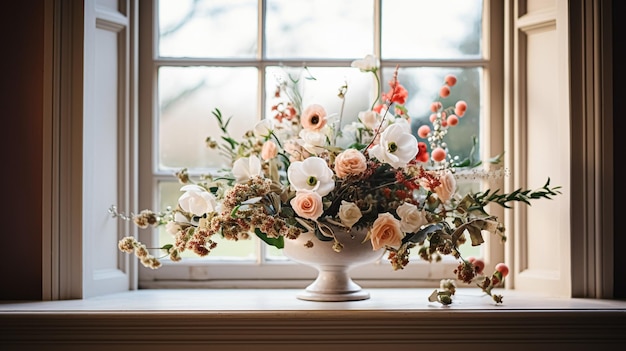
[470,178,562,210]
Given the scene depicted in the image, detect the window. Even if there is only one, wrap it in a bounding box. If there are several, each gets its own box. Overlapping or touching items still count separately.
[36,0,610,301]
[137,0,504,288]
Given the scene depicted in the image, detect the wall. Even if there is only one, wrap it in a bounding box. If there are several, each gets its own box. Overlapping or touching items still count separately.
[0,0,45,300]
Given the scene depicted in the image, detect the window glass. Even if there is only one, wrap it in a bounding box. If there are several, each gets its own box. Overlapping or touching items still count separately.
[158,66,258,170]
[381,0,482,59]
[265,66,374,136]
[159,0,258,58]
[265,0,374,59]
[381,67,482,160]
[150,0,488,273]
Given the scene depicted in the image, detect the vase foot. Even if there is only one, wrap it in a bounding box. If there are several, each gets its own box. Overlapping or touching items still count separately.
[296,289,371,302]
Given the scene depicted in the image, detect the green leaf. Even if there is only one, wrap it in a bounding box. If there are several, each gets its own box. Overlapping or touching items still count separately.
[161,244,173,251]
[255,228,284,249]
[314,226,334,242]
[221,136,238,149]
[403,222,445,245]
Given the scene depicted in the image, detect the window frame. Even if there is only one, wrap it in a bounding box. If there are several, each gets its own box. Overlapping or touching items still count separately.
[136,0,504,288]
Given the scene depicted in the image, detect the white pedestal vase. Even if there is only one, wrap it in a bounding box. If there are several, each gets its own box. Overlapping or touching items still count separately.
[283,225,384,302]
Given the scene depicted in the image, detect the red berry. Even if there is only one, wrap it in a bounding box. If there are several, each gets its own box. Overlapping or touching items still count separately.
[447,115,459,126]
[472,258,485,274]
[432,147,446,162]
[417,125,431,138]
[440,86,450,98]
[445,74,457,86]
[430,102,442,112]
[455,100,467,112]
[495,263,509,277]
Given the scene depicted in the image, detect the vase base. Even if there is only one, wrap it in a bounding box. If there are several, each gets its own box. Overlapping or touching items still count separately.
[296,289,371,302]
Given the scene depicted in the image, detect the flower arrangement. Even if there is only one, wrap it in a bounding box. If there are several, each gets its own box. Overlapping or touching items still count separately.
[112,54,561,305]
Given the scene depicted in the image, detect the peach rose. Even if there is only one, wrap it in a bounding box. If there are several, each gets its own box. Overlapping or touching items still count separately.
[358,110,380,130]
[290,190,324,220]
[284,140,310,162]
[301,104,327,131]
[370,213,404,250]
[334,149,367,178]
[434,170,456,203]
[261,140,278,160]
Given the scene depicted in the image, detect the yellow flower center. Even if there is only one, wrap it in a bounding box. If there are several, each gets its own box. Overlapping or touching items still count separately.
[307,176,318,186]
[388,141,398,153]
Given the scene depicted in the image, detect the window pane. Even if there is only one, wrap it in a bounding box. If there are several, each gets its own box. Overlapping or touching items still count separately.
[158,66,258,171]
[158,181,257,260]
[265,65,375,149]
[158,0,258,58]
[265,0,374,59]
[381,0,482,59]
[382,66,482,161]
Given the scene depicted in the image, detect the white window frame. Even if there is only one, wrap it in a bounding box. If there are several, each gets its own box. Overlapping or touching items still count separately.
[136,0,505,288]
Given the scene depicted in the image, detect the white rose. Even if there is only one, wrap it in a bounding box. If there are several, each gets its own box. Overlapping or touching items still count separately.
[297,128,327,155]
[178,184,218,216]
[396,202,428,233]
[338,201,362,228]
[165,220,182,235]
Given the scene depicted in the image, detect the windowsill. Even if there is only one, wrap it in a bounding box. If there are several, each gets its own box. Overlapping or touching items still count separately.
[1,288,626,349]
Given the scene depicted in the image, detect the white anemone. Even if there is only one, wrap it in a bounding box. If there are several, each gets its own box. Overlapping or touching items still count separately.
[232,155,262,183]
[287,156,335,196]
[369,123,418,168]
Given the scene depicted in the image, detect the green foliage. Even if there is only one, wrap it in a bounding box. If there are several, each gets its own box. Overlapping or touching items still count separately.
[470,178,562,209]
[255,228,284,249]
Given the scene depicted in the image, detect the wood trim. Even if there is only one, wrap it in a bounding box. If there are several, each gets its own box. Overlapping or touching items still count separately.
[568,0,614,298]
[2,288,626,350]
[42,0,56,302]
[2,311,625,350]
[51,0,85,300]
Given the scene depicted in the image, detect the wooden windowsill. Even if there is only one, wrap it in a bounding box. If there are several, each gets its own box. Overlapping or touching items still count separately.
[1,288,626,350]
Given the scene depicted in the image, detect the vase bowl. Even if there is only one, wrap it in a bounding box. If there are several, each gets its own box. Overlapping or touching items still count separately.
[283,225,384,302]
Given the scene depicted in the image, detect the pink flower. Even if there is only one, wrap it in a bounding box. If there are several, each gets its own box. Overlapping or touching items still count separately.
[334,149,367,178]
[290,190,324,220]
[261,140,278,160]
[434,170,456,203]
[300,104,327,131]
[370,213,404,250]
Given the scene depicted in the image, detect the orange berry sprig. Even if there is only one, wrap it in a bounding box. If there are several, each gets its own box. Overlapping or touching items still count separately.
[416,74,468,167]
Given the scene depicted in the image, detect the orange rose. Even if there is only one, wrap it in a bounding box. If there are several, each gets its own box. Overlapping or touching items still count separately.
[334,149,367,178]
[370,213,403,250]
[290,190,324,220]
[261,140,278,160]
[301,104,327,131]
